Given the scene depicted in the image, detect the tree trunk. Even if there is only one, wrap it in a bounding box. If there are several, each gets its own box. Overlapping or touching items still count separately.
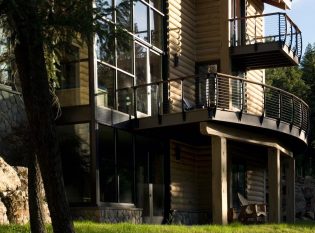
[28,153,47,233]
[7,2,75,233]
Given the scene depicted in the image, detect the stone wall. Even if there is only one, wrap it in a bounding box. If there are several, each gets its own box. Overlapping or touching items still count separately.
[71,206,142,224]
[296,176,315,219]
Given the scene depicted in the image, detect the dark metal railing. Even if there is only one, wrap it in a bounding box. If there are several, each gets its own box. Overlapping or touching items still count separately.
[229,12,302,61]
[113,72,309,134]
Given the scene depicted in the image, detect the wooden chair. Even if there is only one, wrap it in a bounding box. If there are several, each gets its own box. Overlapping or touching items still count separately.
[237,193,267,224]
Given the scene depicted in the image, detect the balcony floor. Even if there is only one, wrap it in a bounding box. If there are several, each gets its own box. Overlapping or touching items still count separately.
[230,41,299,70]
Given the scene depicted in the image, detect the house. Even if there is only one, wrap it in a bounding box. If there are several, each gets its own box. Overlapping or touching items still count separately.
[54,0,309,225]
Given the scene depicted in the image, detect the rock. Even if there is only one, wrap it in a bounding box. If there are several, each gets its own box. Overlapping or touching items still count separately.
[0,200,8,224]
[0,157,20,193]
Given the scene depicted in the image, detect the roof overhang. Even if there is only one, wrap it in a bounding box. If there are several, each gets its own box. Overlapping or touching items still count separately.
[263,0,292,10]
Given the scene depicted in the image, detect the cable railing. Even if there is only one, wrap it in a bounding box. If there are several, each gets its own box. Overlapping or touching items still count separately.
[113,73,309,134]
[229,12,302,61]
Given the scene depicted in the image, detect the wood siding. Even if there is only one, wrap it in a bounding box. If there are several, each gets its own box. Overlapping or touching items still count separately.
[170,140,211,211]
[168,0,196,113]
[195,0,221,62]
[228,141,267,206]
[245,0,265,116]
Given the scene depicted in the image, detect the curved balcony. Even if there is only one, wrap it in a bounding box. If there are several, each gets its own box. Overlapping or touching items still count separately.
[108,73,309,146]
[229,13,302,70]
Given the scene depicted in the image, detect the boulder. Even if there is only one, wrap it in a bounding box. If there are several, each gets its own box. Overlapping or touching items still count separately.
[0,200,8,224]
[0,157,20,193]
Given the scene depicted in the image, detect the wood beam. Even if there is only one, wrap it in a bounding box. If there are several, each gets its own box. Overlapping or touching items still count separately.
[268,148,281,223]
[200,122,293,157]
[212,136,228,225]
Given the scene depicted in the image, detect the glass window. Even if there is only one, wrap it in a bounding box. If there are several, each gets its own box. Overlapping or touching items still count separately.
[96,0,113,20]
[99,126,134,203]
[99,125,117,202]
[117,129,133,203]
[150,10,163,49]
[117,34,133,74]
[97,63,115,108]
[117,71,133,114]
[116,0,132,30]
[96,23,115,65]
[58,123,91,203]
[134,1,149,41]
[148,0,162,11]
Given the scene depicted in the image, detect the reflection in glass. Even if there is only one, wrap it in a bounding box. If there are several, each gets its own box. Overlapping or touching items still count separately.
[97,63,115,108]
[96,0,113,20]
[58,123,91,203]
[116,0,132,30]
[117,34,133,74]
[96,23,115,65]
[150,10,163,49]
[150,52,162,115]
[117,71,133,114]
[117,129,133,203]
[99,125,117,202]
[148,0,162,11]
[134,1,148,41]
[135,43,148,114]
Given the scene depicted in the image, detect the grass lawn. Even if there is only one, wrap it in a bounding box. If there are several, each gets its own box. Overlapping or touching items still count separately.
[1,221,315,233]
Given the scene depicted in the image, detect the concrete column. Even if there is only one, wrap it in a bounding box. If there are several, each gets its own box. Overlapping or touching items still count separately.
[285,158,295,223]
[212,136,228,225]
[268,148,281,223]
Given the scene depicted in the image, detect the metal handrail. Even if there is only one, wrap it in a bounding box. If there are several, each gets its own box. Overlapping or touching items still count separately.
[114,72,309,134]
[229,12,302,61]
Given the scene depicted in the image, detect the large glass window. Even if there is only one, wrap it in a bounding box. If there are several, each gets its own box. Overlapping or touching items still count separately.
[99,125,134,203]
[56,45,90,107]
[57,123,91,203]
[96,0,164,117]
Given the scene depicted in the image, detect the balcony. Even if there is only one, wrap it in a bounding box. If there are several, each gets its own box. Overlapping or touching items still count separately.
[108,73,309,146]
[263,0,292,10]
[229,13,302,70]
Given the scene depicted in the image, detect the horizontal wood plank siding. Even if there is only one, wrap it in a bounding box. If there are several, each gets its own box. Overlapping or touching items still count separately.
[170,140,211,211]
[168,0,196,113]
[196,0,221,62]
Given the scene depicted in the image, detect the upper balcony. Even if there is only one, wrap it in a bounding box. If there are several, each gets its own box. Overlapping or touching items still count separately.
[263,0,292,10]
[97,72,310,149]
[229,12,302,70]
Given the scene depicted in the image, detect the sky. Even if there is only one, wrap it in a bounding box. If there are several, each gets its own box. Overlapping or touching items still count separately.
[265,0,315,51]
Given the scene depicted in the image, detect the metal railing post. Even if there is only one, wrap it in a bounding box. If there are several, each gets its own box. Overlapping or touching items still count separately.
[278,13,281,42]
[133,87,137,120]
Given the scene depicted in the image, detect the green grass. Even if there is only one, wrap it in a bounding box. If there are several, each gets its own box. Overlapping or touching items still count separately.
[1,221,315,233]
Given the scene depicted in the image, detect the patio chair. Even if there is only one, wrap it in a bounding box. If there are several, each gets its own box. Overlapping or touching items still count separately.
[237,193,267,224]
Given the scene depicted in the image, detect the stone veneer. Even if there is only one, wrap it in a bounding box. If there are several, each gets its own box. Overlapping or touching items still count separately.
[170,210,211,225]
[71,206,142,224]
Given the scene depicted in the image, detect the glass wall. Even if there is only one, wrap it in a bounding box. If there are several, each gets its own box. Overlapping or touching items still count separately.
[56,45,90,107]
[96,0,164,117]
[57,123,91,203]
[98,124,165,213]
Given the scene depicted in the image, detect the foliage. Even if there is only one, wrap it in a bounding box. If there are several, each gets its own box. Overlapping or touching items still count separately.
[1,222,315,233]
[265,66,309,99]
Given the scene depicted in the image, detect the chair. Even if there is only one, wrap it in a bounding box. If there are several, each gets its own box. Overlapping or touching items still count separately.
[237,193,267,224]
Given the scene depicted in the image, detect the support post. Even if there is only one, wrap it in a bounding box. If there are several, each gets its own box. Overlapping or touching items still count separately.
[285,158,295,223]
[212,136,228,225]
[268,148,281,223]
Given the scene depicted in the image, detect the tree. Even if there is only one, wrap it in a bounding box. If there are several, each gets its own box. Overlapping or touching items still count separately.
[265,66,310,99]
[0,1,129,232]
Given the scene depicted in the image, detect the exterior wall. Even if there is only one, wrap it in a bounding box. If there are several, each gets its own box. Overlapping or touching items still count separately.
[228,141,267,206]
[170,140,211,224]
[245,0,265,115]
[168,0,196,113]
[71,206,142,223]
[195,0,221,62]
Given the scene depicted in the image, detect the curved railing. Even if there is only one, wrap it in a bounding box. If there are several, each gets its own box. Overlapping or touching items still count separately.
[229,12,302,61]
[114,73,309,134]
